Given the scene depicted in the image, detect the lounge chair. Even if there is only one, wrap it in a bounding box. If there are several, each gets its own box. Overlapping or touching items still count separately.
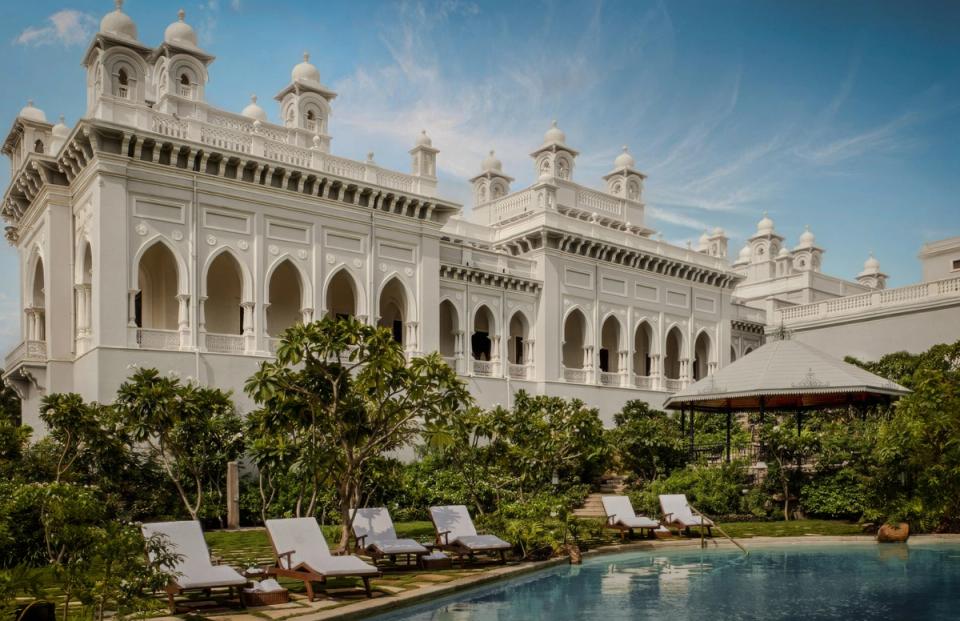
[659,494,714,536]
[601,495,659,540]
[141,520,248,612]
[350,507,429,566]
[264,517,380,601]
[428,505,511,563]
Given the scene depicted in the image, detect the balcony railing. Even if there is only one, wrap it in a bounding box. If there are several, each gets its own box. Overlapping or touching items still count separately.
[599,371,623,386]
[178,85,193,99]
[442,355,457,369]
[137,329,180,351]
[508,363,529,379]
[472,359,494,377]
[268,337,281,354]
[664,378,683,391]
[634,374,654,389]
[205,333,245,354]
[114,86,128,99]
[562,367,589,384]
[4,340,46,368]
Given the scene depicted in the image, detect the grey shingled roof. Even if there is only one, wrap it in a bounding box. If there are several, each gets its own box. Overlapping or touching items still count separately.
[663,338,910,411]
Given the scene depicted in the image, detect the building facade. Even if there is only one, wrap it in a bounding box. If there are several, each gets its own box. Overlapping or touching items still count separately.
[4,4,959,430]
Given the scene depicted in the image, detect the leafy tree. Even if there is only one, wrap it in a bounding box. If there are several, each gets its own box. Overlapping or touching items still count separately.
[0,381,21,427]
[608,400,686,483]
[114,368,245,521]
[246,316,472,550]
[761,420,819,520]
[38,393,102,482]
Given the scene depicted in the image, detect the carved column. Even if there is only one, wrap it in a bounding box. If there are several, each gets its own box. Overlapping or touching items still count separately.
[242,302,256,353]
[177,294,191,349]
[127,289,139,327]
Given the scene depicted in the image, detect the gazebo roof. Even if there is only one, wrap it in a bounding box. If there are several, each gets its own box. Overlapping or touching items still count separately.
[663,338,910,412]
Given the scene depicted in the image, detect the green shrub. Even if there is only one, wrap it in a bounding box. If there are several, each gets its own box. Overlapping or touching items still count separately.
[631,462,753,519]
[801,469,866,518]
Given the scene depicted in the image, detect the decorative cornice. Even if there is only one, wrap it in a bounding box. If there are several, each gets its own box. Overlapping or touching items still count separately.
[439,263,542,294]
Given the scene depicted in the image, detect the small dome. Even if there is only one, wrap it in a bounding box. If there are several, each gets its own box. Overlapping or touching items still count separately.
[798,225,815,246]
[52,115,70,138]
[482,150,502,172]
[614,145,635,169]
[712,226,726,237]
[778,247,790,258]
[100,0,138,40]
[241,94,267,122]
[543,120,566,145]
[292,52,321,84]
[164,9,198,48]
[757,212,774,234]
[864,253,880,271]
[734,243,752,264]
[415,130,432,147]
[698,231,710,245]
[18,100,46,123]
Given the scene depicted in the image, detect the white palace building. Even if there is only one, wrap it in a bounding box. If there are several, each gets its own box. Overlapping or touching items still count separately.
[4,4,960,429]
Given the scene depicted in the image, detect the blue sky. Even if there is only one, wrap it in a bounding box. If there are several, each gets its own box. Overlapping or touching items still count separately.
[1,0,958,351]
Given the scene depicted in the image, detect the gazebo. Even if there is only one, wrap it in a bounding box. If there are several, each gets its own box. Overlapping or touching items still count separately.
[663,338,911,462]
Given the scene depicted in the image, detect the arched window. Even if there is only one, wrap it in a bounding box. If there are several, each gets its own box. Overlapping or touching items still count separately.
[28,258,46,342]
[305,109,317,132]
[508,312,529,365]
[178,73,192,98]
[76,243,93,341]
[694,332,711,381]
[118,68,128,85]
[267,260,303,336]
[438,300,458,360]
[664,327,683,379]
[633,322,653,377]
[205,252,244,335]
[136,243,179,330]
[471,305,495,361]
[33,140,44,154]
[599,316,621,373]
[730,346,737,363]
[562,309,587,370]
[115,67,130,98]
[378,278,407,345]
[326,269,357,319]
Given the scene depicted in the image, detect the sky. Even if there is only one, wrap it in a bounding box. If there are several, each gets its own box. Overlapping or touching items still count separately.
[0,0,958,352]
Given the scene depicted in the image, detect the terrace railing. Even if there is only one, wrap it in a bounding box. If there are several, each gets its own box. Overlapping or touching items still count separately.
[136,329,180,351]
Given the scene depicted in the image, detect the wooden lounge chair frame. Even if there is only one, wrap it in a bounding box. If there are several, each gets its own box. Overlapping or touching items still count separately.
[264,522,381,601]
[428,506,509,565]
[601,496,658,541]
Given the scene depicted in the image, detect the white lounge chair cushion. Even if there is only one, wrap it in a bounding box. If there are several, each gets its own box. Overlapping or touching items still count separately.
[265,517,378,576]
[429,505,478,540]
[454,535,512,550]
[351,508,399,542]
[369,539,428,555]
[659,494,715,526]
[601,495,659,529]
[141,521,247,589]
[618,515,660,529]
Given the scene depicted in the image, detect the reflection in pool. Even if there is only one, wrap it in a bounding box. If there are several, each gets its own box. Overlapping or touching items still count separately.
[369,543,960,620]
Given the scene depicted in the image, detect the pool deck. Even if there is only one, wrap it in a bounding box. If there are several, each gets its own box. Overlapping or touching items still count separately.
[162,534,960,621]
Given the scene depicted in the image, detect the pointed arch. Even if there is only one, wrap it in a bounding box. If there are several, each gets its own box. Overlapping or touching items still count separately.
[323,265,364,319]
[693,329,712,381]
[265,255,312,309]
[507,310,530,365]
[633,319,654,377]
[266,258,305,336]
[438,298,459,358]
[378,276,410,345]
[471,304,496,361]
[131,236,187,295]
[204,251,245,335]
[664,324,684,380]
[599,314,623,373]
[562,306,589,370]
[136,241,180,330]
[75,238,94,339]
[201,246,252,303]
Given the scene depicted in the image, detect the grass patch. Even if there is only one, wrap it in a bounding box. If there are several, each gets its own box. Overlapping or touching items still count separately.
[709,519,864,539]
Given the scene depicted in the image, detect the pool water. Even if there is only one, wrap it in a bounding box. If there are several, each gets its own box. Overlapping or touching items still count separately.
[370,543,960,620]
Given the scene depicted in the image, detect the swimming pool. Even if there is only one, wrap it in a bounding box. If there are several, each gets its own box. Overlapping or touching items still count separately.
[369,542,960,620]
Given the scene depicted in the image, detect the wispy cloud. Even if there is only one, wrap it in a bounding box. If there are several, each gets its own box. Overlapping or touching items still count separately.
[14,9,96,47]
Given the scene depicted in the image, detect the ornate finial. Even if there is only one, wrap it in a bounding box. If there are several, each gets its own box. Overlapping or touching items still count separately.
[27,99,33,107]
[763,210,768,217]
[178,8,185,21]
[303,51,310,62]
[489,150,495,156]
[250,94,257,103]
[115,0,124,10]
[551,119,558,127]
[366,151,375,162]
[59,114,65,123]
[805,224,810,230]
[622,145,628,152]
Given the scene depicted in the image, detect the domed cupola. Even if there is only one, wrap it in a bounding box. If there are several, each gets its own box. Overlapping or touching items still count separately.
[733,243,752,266]
[291,52,321,85]
[482,150,503,172]
[857,252,887,290]
[241,94,267,122]
[796,225,816,249]
[18,100,47,123]
[164,9,199,49]
[52,115,70,138]
[757,212,774,235]
[614,146,636,170]
[543,120,566,146]
[531,120,578,181]
[100,0,138,40]
[697,231,710,252]
[415,129,432,148]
